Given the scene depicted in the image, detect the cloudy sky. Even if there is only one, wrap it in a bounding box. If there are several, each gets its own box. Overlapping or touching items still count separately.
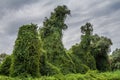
[0,0,120,54]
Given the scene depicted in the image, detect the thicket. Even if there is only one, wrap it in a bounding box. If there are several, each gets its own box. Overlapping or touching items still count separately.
[0,70,120,80]
[0,5,119,79]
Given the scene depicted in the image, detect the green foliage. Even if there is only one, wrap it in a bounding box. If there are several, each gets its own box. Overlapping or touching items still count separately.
[0,55,11,76]
[10,24,41,77]
[80,23,96,70]
[111,48,120,70]
[91,34,112,71]
[81,22,93,36]
[39,53,47,76]
[67,51,90,74]
[39,5,74,75]
[0,53,8,59]
[40,54,61,76]
[0,5,115,78]
[71,23,112,72]
[45,62,61,76]
[71,44,96,70]
[0,70,120,80]
[71,23,96,70]
[0,53,8,63]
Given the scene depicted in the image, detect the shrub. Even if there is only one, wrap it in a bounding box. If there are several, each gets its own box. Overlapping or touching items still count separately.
[0,55,11,76]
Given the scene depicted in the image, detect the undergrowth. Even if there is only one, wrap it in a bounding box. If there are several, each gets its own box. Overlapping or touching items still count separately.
[0,70,120,80]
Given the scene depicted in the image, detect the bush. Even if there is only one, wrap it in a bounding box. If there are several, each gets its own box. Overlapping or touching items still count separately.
[0,55,11,76]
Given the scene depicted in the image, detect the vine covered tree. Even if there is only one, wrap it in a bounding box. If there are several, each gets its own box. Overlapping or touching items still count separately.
[80,22,93,49]
[39,5,75,75]
[111,48,120,70]
[0,5,115,78]
[91,34,112,71]
[73,23,96,70]
[10,24,41,77]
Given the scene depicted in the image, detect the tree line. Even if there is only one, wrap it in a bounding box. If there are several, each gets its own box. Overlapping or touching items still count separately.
[0,5,120,78]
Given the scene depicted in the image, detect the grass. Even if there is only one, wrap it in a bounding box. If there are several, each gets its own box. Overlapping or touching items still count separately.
[0,70,120,80]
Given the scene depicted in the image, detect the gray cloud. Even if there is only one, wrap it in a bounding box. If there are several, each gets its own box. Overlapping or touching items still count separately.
[0,0,39,9]
[0,0,120,54]
[0,0,39,19]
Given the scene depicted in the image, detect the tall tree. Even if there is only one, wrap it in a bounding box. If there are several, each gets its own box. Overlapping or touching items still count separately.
[91,35,112,71]
[78,23,96,70]
[10,24,41,77]
[80,22,93,48]
[39,5,75,75]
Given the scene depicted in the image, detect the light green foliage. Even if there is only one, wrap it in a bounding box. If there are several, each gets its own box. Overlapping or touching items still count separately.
[111,49,120,70]
[0,70,120,80]
[10,24,41,77]
[0,55,11,76]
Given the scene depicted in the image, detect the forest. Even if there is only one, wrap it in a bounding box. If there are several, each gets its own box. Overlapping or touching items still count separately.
[0,5,120,80]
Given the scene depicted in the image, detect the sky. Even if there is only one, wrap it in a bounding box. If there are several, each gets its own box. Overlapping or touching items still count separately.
[0,0,120,54]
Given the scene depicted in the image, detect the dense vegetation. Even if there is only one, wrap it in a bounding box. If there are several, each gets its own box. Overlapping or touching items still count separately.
[0,70,120,80]
[110,48,120,70]
[0,5,120,79]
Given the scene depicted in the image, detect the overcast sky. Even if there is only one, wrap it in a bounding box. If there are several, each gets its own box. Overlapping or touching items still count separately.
[0,0,120,54]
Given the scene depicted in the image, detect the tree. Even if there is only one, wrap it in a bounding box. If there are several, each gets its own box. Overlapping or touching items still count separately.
[75,23,96,70]
[80,22,93,48]
[91,35,112,71]
[111,48,120,70]
[39,5,75,75]
[10,24,41,77]
[71,23,112,72]
[81,23,93,35]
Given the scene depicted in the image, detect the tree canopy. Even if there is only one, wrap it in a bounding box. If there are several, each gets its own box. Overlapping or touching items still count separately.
[0,5,118,78]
